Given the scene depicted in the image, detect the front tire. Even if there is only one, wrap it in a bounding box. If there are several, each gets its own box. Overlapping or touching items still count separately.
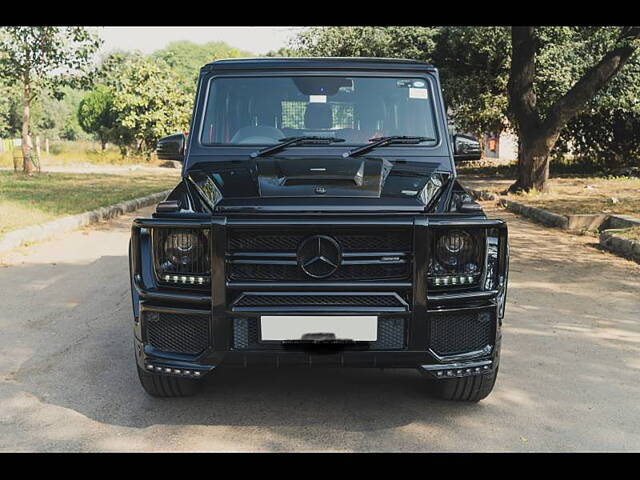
[136,365,203,397]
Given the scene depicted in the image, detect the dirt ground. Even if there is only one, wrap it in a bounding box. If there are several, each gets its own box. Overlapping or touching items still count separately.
[459,174,640,217]
[0,203,639,451]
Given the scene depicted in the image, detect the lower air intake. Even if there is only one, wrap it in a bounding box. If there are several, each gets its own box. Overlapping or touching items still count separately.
[429,310,494,356]
[144,312,209,355]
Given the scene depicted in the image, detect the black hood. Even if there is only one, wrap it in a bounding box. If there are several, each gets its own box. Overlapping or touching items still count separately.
[186,155,449,213]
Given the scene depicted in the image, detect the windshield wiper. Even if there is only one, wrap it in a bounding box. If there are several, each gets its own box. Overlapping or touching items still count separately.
[250,136,345,158]
[342,136,435,158]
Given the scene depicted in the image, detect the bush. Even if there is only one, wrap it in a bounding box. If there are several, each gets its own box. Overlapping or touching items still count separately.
[553,109,640,173]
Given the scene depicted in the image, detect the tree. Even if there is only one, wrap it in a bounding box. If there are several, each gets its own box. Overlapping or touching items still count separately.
[264,46,299,57]
[103,54,192,156]
[78,85,116,150]
[0,27,102,173]
[432,27,511,136]
[292,26,437,61]
[507,26,640,192]
[152,41,250,95]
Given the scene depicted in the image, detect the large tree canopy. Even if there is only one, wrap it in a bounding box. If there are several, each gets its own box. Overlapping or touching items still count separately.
[99,53,193,156]
[289,26,640,187]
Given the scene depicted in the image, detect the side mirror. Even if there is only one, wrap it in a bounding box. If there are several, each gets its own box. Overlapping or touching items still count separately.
[458,201,483,214]
[452,134,481,162]
[157,132,186,162]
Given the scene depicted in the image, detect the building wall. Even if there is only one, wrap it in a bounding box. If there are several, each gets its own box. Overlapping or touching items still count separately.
[483,131,518,161]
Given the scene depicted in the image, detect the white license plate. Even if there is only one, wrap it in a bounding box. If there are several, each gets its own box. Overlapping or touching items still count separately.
[260,316,378,341]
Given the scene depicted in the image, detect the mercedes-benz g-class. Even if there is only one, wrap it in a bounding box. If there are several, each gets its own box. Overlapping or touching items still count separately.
[129,57,509,401]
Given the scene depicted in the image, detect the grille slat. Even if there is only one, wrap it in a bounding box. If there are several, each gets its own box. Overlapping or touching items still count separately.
[429,310,493,356]
[234,294,404,308]
[230,262,409,281]
[145,312,209,355]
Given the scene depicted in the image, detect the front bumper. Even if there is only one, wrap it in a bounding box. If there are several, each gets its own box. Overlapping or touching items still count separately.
[130,215,508,379]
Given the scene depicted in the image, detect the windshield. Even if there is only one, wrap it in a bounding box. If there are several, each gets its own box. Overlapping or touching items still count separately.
[200,75,438,146]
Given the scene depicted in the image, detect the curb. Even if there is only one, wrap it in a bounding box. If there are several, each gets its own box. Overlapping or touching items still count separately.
[466,187,640,232]
[599,230,640,264]
[498,197,569,229]
[466,188,570,229]
[0,189,171,255]
[466,186,640,264]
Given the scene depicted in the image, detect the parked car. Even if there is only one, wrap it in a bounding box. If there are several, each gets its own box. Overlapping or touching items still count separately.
[129,57,509,401]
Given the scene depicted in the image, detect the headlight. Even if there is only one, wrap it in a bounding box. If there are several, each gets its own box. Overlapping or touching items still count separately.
[164,230,205,267]
[435,230,476,267]
[429,229,483,288]
[153,228,210,286]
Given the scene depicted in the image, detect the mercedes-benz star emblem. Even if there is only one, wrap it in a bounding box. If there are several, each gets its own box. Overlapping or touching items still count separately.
[297,235,342,279]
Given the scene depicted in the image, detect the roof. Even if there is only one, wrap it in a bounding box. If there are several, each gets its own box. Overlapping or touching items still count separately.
[202,57,436,72]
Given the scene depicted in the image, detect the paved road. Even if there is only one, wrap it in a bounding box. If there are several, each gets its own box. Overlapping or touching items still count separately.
[1,204,639,452]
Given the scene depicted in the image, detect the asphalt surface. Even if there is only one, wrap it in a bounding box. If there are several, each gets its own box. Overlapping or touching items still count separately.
[1,204,639,452]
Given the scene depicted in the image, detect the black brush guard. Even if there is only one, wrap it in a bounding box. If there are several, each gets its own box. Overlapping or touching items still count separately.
[130,215,508,376]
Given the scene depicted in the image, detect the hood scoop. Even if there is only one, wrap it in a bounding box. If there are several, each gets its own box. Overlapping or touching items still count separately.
[257,156,387,198]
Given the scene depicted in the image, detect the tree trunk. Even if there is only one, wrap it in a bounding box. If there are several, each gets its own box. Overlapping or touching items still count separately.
[21,85,33,175]
[507,26,640,192]
[509,128,560,193]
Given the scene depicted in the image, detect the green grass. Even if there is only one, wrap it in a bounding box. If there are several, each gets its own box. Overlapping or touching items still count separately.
[0,171,177,235]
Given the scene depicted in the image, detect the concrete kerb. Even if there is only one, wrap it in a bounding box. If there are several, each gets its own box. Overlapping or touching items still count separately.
[0,189,171,254]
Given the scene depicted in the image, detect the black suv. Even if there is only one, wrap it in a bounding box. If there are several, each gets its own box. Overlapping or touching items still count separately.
[129,58,509,401]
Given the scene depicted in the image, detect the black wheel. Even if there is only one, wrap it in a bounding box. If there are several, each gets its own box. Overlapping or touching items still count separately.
[429,365,499,402]
[136,364,203,398]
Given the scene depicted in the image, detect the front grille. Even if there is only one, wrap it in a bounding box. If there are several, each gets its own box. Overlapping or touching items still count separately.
[144,312,209,355]
[227,229,412,282]
[233,293,406,308]
[429,310,494,356]
[229,231,412,252]
[232,317,406,350]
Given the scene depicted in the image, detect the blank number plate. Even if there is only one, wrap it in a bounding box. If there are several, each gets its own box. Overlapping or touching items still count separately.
[260,316,378,341]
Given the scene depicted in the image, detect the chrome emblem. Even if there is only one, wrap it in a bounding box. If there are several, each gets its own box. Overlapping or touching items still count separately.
[297,235,341,278]
[315,185,327,194]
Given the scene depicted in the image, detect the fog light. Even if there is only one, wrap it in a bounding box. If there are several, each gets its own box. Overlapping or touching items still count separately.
[428,274,479,288]
[161,274,210,286]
